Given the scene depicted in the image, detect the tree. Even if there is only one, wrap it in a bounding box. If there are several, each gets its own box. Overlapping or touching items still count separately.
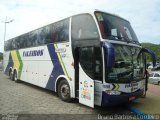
[141,43,160,62]
[0,53,3,60]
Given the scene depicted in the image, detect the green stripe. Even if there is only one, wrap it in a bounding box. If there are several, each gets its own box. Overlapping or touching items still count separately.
[55,44,70,79]
[16,50,23,79]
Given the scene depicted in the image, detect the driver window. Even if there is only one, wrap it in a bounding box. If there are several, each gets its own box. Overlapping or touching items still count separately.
[79,47,102,81]
[79,47,94,79]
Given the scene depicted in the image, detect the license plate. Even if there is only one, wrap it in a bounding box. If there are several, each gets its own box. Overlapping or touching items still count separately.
[129,96,136,101]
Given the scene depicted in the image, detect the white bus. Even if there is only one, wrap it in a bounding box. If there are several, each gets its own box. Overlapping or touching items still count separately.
[3,10,156,108]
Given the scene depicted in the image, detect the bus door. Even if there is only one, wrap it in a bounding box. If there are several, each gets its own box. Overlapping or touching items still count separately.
[138,48,156,94]
[138,48,156,67]
[78,47,95,108]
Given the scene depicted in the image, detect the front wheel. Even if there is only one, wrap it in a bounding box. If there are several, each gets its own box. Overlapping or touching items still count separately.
[141,91,146,98]
[58,80,71,102]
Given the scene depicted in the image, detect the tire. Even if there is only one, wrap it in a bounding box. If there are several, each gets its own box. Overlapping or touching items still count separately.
[158,82,160,86]
[13,71,19,83]
[9,70,13,80]
[58,80,71,102]
[141,91,146,98]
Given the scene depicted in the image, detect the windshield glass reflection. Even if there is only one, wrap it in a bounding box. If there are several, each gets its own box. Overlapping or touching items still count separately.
[95,12,139,43]
[105,44,144,83]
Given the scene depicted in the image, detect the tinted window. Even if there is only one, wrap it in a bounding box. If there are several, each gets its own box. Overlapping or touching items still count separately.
[19,36,26,48]
[4,18,69,51]
[154,73,160,77]
[79,47,102,81]
[15,37,20,49]
[23,35,28,48]
[71,14,99,40]
[79,47,94,79]
[95,12,138,43]
[4,41,9,51]
[11,39,16,49]
[8,40,12,50]
[94,47,103,80]
[51,18,69,43]
[37,26,52,45]
[29,30,39,47]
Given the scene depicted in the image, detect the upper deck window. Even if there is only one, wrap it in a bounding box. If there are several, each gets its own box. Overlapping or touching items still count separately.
[71,14,99,40]
[4,18,69,51]
[95,12,139,43]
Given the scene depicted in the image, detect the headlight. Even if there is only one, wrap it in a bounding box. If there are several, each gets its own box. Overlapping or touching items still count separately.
[140,86,144,90]
[105,90,121,95]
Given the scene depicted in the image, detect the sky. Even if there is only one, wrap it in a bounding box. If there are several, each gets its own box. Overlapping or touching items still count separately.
[0,0,160,52]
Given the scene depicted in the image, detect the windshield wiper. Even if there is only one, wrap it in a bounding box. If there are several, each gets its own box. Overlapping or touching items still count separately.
[124,38,141,45]
[132,40,141,45]
[107,35,133,43]
[107,35,141,45]
[107,35,125,41]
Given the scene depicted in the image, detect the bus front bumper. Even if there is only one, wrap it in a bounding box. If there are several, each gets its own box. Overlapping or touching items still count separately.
[101,89,144,107]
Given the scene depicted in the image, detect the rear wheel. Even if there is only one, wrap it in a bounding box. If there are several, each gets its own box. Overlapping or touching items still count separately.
[9,70,13,80]
[158,82,160,86]
[58,80,71,102]
[13,71,19,83]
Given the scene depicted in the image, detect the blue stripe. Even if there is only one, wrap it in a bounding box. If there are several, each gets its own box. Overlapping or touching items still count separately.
[46,44,64,91]
[4,53,13,75]
[128,105,154,120]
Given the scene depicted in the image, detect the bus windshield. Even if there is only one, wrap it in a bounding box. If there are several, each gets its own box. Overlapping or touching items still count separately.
[105,44,144,83]
[95,12,139,43]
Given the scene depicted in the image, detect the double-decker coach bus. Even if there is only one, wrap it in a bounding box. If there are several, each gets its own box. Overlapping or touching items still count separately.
[3,10,156,108]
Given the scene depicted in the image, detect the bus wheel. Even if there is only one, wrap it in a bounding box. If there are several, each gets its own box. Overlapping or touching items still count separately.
[9,70,13,80]
[13,71,19,83]
[58,80,71,102]
[141,91,146,98]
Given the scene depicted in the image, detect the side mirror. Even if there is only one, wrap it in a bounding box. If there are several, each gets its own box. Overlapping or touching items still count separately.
[101,42,115,68]
[138,48,156,67]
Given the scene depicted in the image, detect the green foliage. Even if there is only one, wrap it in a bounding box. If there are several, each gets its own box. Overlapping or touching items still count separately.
[0,53,3,60]
[141,43,160,62]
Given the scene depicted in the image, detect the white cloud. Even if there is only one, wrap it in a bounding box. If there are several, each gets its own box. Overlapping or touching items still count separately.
[0,0,160,52]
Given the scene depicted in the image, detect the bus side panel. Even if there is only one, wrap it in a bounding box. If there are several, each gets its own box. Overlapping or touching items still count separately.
[13,45,53,89]
[55,43,75,97]
[4,52,13,75]
[4,42,74,95]
[45,44,65,91]
[45,43,74,93]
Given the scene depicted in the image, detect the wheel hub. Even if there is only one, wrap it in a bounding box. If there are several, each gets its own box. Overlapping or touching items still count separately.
[61,84,69,98]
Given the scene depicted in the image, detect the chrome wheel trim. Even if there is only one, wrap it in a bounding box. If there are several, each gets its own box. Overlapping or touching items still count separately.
[60,84,70,99]
[14,72,18,81]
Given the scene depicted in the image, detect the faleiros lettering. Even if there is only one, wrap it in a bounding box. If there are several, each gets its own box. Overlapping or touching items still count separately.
[23,49,44,57]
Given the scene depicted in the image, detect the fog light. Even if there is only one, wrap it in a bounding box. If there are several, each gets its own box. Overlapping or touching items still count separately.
[105,90,121,95]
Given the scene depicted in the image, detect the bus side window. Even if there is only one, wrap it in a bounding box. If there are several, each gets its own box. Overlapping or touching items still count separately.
[51,18,69,43]
[38,26,51,45]
[59,19,69,42]
[11,39,16,50]
[71,14,99,40]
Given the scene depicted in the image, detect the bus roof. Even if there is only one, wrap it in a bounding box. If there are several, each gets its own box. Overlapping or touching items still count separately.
[69,9,130,23]
[5,9,129,42]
